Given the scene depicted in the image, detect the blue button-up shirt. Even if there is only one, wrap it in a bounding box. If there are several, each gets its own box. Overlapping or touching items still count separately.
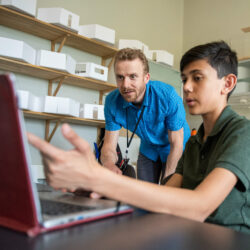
[104,80,190,162]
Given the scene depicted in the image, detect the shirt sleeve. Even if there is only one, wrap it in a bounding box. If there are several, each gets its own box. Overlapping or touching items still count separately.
[215,119,250,192]
[165,88,186,131]
[104,93,122,131]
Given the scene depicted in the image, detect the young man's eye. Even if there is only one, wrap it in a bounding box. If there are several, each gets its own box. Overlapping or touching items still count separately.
[181,78,187,84]
[194,76,202,81]
[130,74,136,79]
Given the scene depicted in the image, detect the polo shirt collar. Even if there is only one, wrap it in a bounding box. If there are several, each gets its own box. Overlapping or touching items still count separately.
[195,105,236,144]
[209,105,236,136]
[122,81,150,109]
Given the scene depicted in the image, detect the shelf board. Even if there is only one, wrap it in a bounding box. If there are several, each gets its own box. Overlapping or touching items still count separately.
[0,6,118,58]
[23,110,105,127]
[0,56,117,92]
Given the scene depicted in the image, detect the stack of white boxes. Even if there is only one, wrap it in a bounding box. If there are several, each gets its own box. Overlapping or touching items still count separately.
[118,39,174,66]
[17,90,43,112]
[0,0,37,16]
[79,104,104,120]
[37,7,80,33]
[17,90,31,110]
[36,50,76,74]
[28,94,44,112]
[79,24,115,45]
[57,97,80,117]
[75,62,108,81]
[43,96,80,117]
[17,90,81,117]
[0,37,36,64]
[150,50,174,67]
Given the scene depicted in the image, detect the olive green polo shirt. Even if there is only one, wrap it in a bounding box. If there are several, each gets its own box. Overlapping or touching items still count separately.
[176,106,250,233]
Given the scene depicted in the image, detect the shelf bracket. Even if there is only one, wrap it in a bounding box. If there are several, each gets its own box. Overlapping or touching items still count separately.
[45,120,61,142]
[51,34,70,52]
[48,76,67,96]
[101,56,115,71]
[99,90,104,105]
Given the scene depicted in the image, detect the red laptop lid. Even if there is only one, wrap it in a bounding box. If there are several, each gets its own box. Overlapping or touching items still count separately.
[0,74,40,235]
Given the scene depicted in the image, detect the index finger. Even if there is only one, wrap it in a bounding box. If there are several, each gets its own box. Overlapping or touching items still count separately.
[27,132,63,159]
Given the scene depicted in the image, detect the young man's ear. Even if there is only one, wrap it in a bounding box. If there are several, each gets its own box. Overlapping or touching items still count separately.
[222,74,237,95]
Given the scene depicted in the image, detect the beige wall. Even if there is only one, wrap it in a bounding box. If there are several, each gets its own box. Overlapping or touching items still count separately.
[36,0,250,69]
[183,0,250,59]
[37,0,184,69]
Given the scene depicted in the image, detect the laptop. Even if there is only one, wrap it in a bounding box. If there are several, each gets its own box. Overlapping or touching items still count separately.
[0,74,133,237]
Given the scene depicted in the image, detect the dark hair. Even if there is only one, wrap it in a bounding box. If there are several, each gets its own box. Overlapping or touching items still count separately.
[180,41,238,98]
[114,48,149,74]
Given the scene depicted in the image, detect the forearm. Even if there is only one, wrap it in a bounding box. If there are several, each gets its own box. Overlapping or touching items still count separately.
[164,144,183,178]
[100,147,118,166]
[87,166,207,222]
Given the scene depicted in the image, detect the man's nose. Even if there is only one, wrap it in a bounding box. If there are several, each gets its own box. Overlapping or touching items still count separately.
[121,77,131,88]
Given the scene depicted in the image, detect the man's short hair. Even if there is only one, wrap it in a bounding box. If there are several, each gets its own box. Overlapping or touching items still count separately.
[180,41,238,98]
[114,48,149,74]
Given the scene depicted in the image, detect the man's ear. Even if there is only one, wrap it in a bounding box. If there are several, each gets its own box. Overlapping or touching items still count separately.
[222,74,237,95]
[144,73,150,84]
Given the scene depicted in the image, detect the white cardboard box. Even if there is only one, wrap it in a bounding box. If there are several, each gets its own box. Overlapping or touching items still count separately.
[31,165,45,183]
[28,95,44,112]
[43,96,58,114]
[118,39,144,50]
[97,105,105,120]
[118,39,152,59]
[75,62,108,82]
[79,24,115,45]
[37,8,80,33]
[0,0,37,16]
[36,50,76,74]
[17,90,30,110]
[150,50,174,66]
[0,36,36,64]
[80,104,104,120]
[57,97,80,117]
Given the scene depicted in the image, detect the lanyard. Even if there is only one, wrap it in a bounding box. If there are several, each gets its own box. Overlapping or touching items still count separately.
[125,105,146,159]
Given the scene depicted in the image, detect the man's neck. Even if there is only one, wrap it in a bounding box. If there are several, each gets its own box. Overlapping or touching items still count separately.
[132,102,142,108]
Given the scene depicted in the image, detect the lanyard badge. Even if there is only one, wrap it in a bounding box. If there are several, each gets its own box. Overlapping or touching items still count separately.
[122,105,146,171]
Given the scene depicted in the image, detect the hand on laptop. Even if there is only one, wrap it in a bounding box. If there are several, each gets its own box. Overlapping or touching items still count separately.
[27,123,101,194]
[73,189,102,199]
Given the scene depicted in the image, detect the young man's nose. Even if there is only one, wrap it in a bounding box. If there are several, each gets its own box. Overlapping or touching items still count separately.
[183,79,193,93]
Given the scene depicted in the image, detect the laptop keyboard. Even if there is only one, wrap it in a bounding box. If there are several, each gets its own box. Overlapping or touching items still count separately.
[40,199,97,216]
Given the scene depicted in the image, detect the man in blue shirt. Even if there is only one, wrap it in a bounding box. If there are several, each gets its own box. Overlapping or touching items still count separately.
[101,48,190,184]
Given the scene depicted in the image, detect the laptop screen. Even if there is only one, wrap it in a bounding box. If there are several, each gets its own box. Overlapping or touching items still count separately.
[0,74,40,232]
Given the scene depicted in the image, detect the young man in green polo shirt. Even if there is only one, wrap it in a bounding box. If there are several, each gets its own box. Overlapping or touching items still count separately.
[28,41,250,233]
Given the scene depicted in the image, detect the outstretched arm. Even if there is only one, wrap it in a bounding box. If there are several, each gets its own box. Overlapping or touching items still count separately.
[28,124,237,222]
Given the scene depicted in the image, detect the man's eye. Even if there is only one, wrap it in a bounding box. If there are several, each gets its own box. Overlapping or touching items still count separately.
[130,74,136,79]
[117,75,124,80]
